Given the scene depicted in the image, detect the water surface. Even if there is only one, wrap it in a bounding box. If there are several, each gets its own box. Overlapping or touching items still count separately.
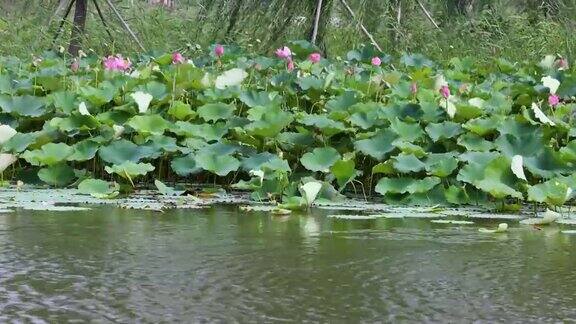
[1,206,575,322]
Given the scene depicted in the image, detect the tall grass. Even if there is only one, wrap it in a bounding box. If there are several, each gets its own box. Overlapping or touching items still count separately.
[0,0,574,62]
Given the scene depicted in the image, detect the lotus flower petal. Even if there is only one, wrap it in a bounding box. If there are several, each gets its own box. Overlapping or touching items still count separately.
[0,125,17,145]
[531,103,555,126]
[511,155,527,181]
[79,102,90,116]
[131,91,153,114]
[0,153,17,172]
[541,76,560,95]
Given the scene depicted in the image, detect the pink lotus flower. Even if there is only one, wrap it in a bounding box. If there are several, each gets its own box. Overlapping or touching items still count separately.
[371,57,381,66]
[214,44,224,58]
[70,60,80,73]
[555,58,569,70]
[287,58,295,72]
[103,54,131,72]
[308,52,321,63]
[410,82,418,95]
[172,51,185,64]
[275,46,292,59]
[548,94,560,107]
[440,85,450,98]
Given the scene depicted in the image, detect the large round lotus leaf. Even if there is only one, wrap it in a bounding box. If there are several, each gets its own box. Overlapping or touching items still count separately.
[245,107,293,137]
[241,152,290,173]
[38,163,76,187]
[457,133,494,152]
[197,103,236,122]
[1,132,38,153]
[51,115,100,132]
[495,133,543,157]
[79,82,117,107]
[167,101,196,120]
[444,185,470,205]
[68,140,99,162]
[21,143,73,166]
[523,149,567,179]
[297,114,346,136]
[171,154,200,177]
[473,156,523,199]
[50,91,77,115]
[175,121,229,141]
[300,147,341,172]
[463,117,499,136]
[140,135,180,153]
[239,90,281,108]
[393,141,427,158]
[393,154,426,173]
[375,177,440,195]
[528,178,572,206]
[105,161,155,179]
[354,129,397,161]
[390,118,424,142]
[98,139,156,165]
[195,152,240,176]
[127,115,169,135]
[559,140,576,163]
[425,153,459,177]
[0,94,47,117]
[78,178,120,199]
[330,159,356,188]
[425,122,463,142]
[457,152,499,184]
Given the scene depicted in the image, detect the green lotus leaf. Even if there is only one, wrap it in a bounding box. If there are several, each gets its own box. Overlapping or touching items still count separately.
[136,81,168,101]
[425,153,459,177]
[105,161,155,180]
[559,140,576,163]
[457,152,499,184]
[0,94,47,117]
[241,152,290,173]
[195,152,240,176]
[457,133,494,151]
[375,177,441,195]
[300,147,341,172]
[528,178,572,206]
[50,91,77,115]
[354,129,397,160]
[197,102,236,122]
[326,91,359,117]
[98,139,156,165]
[239,90,281,108]
[78,178,120,199]
[140,135,180,153]
[154,180,185,196]
[349,111,380,130]
[51,115,100,132]
[523,149,567,179]
[244,107,293,137]
[298,113,346,136]
[68,140,99,161]
[297,76,323,90]
[171,154,200,176]
[79,81,117,107]
[168,101,196,120]
[390,118,423,142]
[463,117,499,136]
[38,163,76,187]
[473,156,523,199]
[330,159,356,188]
[425,122,463,142]
[372,161,395,175]
[484,92,512,115]
[127,115,170,136]
[444,185,470,205]
[1,132,38,153]
[495,133,543,157]
[393,140,427,158]
[175,122,229,141]
[393,154,426,173]
[21,142,73,166]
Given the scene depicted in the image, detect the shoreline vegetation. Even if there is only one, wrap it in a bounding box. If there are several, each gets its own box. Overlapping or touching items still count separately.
[0,42,575,213]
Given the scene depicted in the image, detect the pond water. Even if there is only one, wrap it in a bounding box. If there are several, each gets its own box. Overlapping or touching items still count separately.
[1,206,575,322]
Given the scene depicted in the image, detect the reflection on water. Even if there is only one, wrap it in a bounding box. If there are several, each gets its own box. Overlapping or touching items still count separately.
[1,206,575,322]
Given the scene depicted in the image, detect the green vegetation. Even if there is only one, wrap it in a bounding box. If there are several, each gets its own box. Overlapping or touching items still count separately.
[0,0,574,62]
[0,41,574,211]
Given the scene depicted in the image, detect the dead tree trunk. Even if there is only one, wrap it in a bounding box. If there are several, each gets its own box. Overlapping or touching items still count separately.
[68,0,87,56]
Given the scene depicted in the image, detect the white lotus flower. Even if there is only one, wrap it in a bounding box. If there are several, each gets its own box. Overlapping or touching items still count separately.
[541,76,560,95]
[215,68,248,89]
[131,91,153,114]
[79,102,90,116]
[511,155,527,181]
[249,169,265,184]
[531,102,555,126]
[300,181,322,207]
[0,125,17,145]
[0,153,17,173]
[112,125,125,139]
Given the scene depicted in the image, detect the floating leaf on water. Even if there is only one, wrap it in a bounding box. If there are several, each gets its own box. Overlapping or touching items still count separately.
[239,205,277,212]
[430,219,475,225]
[271,208,292,215]
[479,223,509,233]
[78,178,120,199]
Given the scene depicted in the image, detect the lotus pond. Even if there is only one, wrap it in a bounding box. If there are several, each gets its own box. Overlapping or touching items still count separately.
[1,194,576,322]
